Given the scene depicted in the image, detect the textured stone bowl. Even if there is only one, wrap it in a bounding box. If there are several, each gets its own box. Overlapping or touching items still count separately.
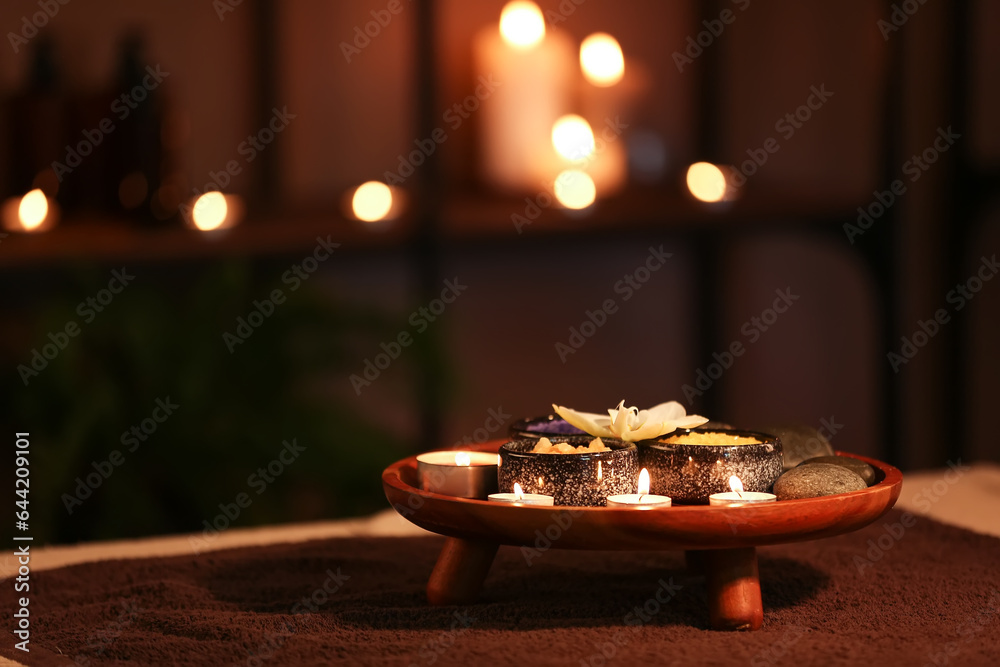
[508,415,585,440]
[639,429,782,504]
[498,437,638,506]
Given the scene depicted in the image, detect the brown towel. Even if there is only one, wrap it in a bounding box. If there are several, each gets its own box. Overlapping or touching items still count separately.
[2,509,999,666]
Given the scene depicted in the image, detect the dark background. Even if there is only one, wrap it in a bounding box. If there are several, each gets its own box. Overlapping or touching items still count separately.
[1,0,997,544]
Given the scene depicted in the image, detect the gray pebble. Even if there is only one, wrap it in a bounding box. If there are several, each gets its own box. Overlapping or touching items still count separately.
[773,463,867,500]
[758,424,836,470]
[799,455,876,486]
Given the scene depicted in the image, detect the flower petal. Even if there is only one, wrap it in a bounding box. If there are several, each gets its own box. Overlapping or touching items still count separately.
[552,404,614,438]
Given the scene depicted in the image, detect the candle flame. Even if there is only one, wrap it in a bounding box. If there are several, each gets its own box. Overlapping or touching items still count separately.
[192,191,229,231]
[686,162,728,203]
[500,1,545,49]
[553,169,596,210]
[638,468,650,495]
[351,181,393,222]
[513,482,524,500]
[454,452,471,467]
[17,189,48,231]
[580,33,625,87]
[728,475,744,494]
[552,114,595,162]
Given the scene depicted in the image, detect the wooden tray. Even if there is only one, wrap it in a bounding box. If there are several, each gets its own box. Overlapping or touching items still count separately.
[383,439,902,630]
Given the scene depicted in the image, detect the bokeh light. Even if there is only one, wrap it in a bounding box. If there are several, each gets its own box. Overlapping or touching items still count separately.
[551,115,596,162]
[580,33,625,86]
[351,181,394,222]
[686,162,728,203]
[500,1,545,49]
[554,170,597,210]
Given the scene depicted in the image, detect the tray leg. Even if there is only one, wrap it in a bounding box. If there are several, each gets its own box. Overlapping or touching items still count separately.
[698,547,763,631]
[426,537,499,606]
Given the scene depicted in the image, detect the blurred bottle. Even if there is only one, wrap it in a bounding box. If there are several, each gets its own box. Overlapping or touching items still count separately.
[6,36,66,203]
[107,31,166,225]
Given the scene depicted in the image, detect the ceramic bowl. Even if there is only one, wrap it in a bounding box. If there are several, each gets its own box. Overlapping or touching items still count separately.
[498,436,638,506]
[639,428,782,504]
[508,415,586,439]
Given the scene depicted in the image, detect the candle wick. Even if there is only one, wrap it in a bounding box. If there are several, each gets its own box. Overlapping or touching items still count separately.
[736,490,744,499]
[638,494,647,503]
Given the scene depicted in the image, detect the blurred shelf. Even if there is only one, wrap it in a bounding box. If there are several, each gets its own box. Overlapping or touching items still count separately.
[0,213,415,268]
[0,190,857,268]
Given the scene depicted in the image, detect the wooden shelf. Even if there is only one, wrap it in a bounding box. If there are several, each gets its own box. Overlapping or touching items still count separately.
[0,190,857,268]
[0,213,415,268]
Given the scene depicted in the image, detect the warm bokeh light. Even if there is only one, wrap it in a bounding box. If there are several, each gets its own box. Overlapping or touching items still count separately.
[686,162,728,202]
[191,191,229,231]
[580,33,625,86]
[499,1,545,49]
[351,181,393,222]
[638,468,650,495]
[455,452,471,467]
[551,114,595,161]
[17,189,49,231]
[728,475,745,494]
[554,170,597,210]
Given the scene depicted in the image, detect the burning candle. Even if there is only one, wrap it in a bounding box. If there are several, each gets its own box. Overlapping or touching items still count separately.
[606,468,671,508]
[473,1,574,192]
[708,475,777,506]
[1,188,58,233]
[416,451,500,499]
[488,482,554,506]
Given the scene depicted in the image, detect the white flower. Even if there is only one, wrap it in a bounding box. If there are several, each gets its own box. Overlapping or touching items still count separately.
[552,400,708,442]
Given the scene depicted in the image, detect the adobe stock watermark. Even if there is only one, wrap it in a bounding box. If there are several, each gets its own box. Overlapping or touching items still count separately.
[555,245,672,363]
[877,0,931,41]
[51,66,170,182]
[340,0,413,63]
[383,75,500,186]
[521,509,585,566]
[512,115,628,234]
[179,106,296,221]
[17,267,136,386]
[213,0,244,21]
[350,277,468,395]
[727,84,832,191]
[242,567,350,666]
[189,438,307,554]
[844,126,961,244]
[887,253,997,372]
[406,611,476,667]
[578,577,684,667]
[62,396,180,514]
[854,459,970,575]
[7,0,71,54]
[222,236,340,353]
[450,406,512,448]
[672,0,750,73]
[681,287,799,405]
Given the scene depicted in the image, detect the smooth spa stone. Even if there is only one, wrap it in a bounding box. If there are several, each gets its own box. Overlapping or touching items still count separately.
[498,437,637,506]
[772,463,868,500]
[798,455,876,486]
[508,415,585,439]
[639,429,782,505]
[757,423,836,470]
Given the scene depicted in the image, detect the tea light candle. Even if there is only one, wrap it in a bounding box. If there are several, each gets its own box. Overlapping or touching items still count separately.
[606,468,671,508]
[708,475,776,506]
[416,451,500,499]
[488,482,554,506]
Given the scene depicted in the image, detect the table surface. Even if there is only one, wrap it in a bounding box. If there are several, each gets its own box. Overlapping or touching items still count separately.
[1,462,998,667]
